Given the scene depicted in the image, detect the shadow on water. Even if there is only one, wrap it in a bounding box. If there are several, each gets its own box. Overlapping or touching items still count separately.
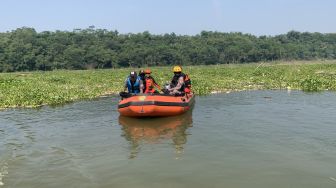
[119,111,193,159]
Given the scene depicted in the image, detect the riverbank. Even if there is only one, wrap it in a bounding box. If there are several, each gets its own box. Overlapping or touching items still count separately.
[1,60,336,109]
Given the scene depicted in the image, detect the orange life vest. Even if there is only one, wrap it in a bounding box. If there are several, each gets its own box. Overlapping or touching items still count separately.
[144,78,155,93]
[184,74,191,93]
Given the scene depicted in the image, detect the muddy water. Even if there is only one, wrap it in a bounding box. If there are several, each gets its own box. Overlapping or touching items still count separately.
[1,91,336,188]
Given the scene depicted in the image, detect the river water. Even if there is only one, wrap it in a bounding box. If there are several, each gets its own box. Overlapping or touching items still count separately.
[1,90,336,188]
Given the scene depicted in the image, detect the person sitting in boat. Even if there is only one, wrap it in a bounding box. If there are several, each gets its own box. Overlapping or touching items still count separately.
[138,69,146,93]
[143,69,161,94]
[124,71,143,94]
[168,66,191,95]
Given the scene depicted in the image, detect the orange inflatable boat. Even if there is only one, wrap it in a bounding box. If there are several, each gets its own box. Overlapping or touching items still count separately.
[118,93,195,117]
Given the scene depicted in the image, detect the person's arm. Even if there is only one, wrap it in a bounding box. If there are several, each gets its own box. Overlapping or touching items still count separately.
[169,77,184,91]
[124,78,128,92]
[152,77,161,90]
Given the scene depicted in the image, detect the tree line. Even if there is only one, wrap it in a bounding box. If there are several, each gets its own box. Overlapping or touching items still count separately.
[0,27,336,72]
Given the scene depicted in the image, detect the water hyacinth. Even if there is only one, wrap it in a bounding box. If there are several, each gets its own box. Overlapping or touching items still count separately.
[1,60,336,109]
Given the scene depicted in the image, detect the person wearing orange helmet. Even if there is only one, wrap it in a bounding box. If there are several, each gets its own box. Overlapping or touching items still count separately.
[143,69,161,94]
[168,66,191,95]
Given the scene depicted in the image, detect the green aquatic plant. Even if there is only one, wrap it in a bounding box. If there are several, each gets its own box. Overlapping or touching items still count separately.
[1,61,336,109]
[300,77,322,92]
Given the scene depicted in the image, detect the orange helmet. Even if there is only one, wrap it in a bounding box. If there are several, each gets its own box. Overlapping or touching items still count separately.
[173,66,182,73]
[144,69,151,74]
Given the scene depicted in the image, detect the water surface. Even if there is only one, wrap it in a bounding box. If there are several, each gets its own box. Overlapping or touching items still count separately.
[1,91,336,188]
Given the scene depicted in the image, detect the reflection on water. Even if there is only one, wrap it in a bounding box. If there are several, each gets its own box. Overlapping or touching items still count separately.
[1,91,336,188]
[0,163,8,186]
[119,112,193,159]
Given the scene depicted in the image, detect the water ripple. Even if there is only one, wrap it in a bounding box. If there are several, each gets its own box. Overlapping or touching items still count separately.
[0,162,8,186]
[1,93,336,188]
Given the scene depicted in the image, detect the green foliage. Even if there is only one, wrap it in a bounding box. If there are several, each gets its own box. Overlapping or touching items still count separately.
[1,62,336,109]
[1,28,336,72]
[300,77,322,91]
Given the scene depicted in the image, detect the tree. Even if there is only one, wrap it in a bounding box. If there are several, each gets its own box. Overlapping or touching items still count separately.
[0,28,335,72]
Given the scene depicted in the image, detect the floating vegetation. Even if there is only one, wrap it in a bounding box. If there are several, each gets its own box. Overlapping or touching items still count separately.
[300,77,322,92]
[1,61,336,109]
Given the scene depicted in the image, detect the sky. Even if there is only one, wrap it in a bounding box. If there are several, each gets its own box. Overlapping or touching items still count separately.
[0,0,335,35]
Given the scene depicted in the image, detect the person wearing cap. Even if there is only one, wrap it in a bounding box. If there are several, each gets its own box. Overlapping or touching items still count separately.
[143,69,161,94]
[124,71,143,94]
[168,66,191,95]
